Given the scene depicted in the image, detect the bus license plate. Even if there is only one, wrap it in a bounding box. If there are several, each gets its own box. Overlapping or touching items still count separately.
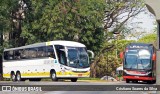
[78,74,82,77]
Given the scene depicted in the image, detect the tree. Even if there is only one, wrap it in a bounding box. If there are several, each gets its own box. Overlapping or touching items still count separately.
[90,0,145,78]
[21,0,106,54]
[138,33,156,43]
[0,0,20,79]
[92,39,135,78]
[138,33,157,48]
[104,0,144,34]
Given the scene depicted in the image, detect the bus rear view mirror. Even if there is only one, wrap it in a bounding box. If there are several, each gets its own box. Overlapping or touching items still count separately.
[120,52,124,59]
[87,50,94,64]
[152,53,156,61]
[87,50,94,59]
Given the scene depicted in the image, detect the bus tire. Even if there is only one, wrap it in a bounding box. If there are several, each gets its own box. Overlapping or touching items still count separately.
[147,80,156,84]
[153,80,156,84]
[126,79,129,83]
[50,70,58,81]
[16,72,21,81]
[10,72,16,82]
[71,78,78,82]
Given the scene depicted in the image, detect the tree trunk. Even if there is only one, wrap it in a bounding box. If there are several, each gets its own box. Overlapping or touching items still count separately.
[90,62,96,78]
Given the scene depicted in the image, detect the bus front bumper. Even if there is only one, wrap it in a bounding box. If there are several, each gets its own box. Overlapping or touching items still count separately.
[123,76,156,81]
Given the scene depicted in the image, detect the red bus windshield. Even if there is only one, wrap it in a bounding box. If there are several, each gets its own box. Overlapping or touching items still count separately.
[124,49,152,70]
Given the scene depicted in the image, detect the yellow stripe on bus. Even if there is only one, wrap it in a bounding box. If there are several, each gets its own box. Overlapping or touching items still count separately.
[46,42,51,45]
[3,71,90,78]
[3,74,10,78]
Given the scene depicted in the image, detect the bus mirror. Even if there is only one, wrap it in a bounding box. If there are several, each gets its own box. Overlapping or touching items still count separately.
[152,53,156,61]
[120,52,124,59]
[87,50,94,59]
[87,50,94,64]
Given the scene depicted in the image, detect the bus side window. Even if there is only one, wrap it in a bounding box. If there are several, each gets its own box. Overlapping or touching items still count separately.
[8,51,14,60]
[28,48,37,58]
[37,46,46,57]
[4,51,9,60]
[46,46,55,58]
[20,49,28,59]
[58,49,67,65]
[14,50,21,60]
[55,45,67,65]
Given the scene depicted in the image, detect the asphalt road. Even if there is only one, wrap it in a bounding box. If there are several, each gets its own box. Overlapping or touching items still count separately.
[0,81,157,94]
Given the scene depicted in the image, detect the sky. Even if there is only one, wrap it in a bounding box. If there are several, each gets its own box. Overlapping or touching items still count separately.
[132,9,156,32]
[125,7,157,40]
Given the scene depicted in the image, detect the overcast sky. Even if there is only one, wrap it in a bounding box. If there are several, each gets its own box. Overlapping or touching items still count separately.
[125,7,157,40]
[132,9,156,32]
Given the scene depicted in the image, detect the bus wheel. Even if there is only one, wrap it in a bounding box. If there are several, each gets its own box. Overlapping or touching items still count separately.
[16,72,21,81]
[10,72,16,81]
[147,80,156,84]
[153,80,156,84]
[50,71,58,81]
[126,79,129,83]
[71,78,78,82]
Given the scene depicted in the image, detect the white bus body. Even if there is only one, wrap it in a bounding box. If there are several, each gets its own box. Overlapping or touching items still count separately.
[3,40,90,82]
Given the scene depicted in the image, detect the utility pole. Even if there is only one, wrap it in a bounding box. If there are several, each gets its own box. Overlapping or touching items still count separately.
[145,1,160,93]
[107,51,108,80]
[0,31,3,80]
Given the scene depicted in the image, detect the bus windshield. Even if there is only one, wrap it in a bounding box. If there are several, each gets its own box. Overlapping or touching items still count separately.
[67,47,89,68]
[124,49,152,70]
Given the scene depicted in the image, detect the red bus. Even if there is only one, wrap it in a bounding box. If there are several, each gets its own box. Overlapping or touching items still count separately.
[120,43,156,84]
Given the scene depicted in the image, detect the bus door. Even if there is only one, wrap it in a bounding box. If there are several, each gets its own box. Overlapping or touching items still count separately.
[55,45,69,76]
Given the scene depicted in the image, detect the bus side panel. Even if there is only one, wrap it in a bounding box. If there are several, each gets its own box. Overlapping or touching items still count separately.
[3,58,60,79]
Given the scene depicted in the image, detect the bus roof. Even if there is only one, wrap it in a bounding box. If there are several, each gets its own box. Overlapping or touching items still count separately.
[4,40,86,51]
[127,43,153,49]
[128,43,153,46]
[51,40,86,47]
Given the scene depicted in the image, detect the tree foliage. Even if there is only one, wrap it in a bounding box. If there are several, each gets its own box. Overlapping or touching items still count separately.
[90,0,145,77]
[91,39,135,77]
[104,0,144,34]
[21,0,106,53]
[138,33,157,48]
[138,33,156,44]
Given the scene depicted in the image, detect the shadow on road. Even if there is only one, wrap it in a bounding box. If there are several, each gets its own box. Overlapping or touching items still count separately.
[126,81,156,85]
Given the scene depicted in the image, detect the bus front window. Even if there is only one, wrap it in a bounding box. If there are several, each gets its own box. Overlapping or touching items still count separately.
[68,48,79,67]
[124,49,152,70]
[137,49,151,69]
[125,54,137,69]
[67,47,89,68]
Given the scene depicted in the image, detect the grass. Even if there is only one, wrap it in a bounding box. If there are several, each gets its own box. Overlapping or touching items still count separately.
[1,78,102,82]
[41,78,101,81]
